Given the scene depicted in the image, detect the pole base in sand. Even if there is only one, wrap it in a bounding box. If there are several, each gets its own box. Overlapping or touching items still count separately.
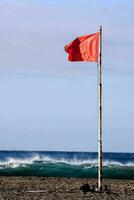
[80,184,111,194]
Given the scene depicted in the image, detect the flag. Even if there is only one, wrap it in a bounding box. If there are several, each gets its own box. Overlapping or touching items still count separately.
[64,33,99,62]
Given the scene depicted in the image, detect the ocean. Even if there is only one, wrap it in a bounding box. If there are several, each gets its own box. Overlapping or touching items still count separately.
[0,151,133,179]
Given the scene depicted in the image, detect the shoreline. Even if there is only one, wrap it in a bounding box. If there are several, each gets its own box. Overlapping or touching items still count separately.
[0,176,134,199]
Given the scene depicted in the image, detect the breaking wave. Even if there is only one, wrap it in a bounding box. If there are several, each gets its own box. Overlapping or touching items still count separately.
[0,156,134,168]
[0,151,133,179]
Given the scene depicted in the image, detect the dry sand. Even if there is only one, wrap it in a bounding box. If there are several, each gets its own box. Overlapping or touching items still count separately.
[0,176,133,200]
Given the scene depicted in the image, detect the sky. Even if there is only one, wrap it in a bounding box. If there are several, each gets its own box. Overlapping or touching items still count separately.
[0,0,134,152]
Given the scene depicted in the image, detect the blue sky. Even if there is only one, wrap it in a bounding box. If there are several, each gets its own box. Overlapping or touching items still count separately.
[0,0,134,152]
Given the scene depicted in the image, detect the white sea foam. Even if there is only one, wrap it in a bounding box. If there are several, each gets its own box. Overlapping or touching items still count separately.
[41,156,134,167]
[0,154,41,168]
[0,154,133,169]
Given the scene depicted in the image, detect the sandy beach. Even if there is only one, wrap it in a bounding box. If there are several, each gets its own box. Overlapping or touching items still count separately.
[0,177,133,200]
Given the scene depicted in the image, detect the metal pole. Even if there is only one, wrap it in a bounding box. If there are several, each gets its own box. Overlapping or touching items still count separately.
[98,26,102,191]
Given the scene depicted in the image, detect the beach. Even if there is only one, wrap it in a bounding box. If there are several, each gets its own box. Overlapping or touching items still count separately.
[0,177,133,200]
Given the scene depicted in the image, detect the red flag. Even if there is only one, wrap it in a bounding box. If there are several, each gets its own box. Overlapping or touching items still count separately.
[64,33,99,62]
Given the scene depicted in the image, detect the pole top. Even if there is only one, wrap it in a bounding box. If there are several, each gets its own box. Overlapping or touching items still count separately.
[99,26,102,31]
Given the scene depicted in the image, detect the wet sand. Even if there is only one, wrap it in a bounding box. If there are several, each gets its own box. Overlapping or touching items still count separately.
[0,176,134,200]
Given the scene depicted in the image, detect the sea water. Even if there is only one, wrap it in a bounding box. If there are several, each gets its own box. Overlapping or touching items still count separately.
[0,151,133,179]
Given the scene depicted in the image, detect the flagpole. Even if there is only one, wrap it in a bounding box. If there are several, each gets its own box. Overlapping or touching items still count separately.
[98,25,102,191]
